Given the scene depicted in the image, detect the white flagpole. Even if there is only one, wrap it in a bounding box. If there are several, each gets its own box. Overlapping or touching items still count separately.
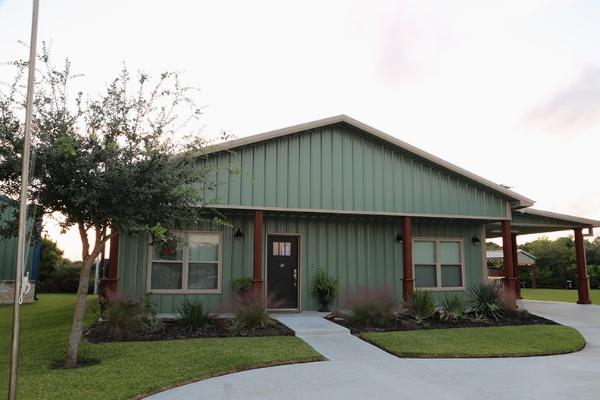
[8,1,40,399]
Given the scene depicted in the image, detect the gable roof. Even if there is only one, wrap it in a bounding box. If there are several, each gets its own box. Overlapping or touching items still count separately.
[200,115,535,207]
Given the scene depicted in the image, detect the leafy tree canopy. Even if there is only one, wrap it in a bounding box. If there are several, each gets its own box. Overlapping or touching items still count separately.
[0,44,222,367]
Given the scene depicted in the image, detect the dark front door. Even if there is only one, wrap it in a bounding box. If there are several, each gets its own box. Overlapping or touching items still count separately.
[267,235,299,309]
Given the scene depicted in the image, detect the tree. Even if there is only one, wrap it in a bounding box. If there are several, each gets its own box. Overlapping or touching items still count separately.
[38,236,67,282]
[0,46,219,367]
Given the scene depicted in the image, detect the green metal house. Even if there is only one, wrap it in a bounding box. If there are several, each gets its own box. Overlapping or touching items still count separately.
[0,198,40,304]
[109,115,600,313]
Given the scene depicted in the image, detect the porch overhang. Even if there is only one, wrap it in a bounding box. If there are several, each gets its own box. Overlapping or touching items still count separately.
[485,208,600,238]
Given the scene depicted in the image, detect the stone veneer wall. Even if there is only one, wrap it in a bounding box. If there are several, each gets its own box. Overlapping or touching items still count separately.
[0,280,35,304]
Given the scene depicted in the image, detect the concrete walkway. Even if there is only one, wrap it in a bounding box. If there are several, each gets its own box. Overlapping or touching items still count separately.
[146,301,600,400]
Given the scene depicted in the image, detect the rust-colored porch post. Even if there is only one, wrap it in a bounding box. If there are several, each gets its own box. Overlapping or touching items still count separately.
[511,233,522,299]
[501,220,517,308]
[106,233,119,300]
[402,216,414,301]
[253,210,264,291]
[574,228,591,304]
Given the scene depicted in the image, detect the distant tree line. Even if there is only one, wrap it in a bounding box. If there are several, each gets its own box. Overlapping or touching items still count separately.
[37,237,93,293]
[487,237,600,289]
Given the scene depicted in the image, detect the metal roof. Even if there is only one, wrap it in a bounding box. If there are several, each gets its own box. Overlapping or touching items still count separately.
[198,115,535,207]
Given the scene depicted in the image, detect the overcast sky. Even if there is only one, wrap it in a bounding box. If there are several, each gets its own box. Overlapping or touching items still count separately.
[2,0,599,260]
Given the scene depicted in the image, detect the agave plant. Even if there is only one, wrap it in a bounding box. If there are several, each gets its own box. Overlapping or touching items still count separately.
[439,293,466,322]
[407,289,437,323]
[466,282,505,320]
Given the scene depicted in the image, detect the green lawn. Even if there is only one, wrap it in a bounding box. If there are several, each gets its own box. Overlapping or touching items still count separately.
[522,288,600,305]
[0,294,324,400]
[361,325,585,358]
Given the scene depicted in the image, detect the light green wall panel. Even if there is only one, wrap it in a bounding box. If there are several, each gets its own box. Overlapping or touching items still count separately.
[118,212,486,313]
[199,124,510,218]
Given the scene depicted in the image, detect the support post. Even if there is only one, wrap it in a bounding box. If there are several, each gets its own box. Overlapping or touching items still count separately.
[501,220,517,308]
[8,2,39,398]
[253,210,264,291]
[511,233,522,299]
[574,228,591,304]
[105,233,119,301]
[402,216,414,301]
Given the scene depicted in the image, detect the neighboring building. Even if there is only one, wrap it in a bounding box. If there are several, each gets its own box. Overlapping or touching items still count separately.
[0,198,39,304]
[487,249,537,287]
[109,115,600,312]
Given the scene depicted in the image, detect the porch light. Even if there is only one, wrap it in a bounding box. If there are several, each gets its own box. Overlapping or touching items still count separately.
[234,228,244,239]
[471,234,481,245]
[396,233,403,242]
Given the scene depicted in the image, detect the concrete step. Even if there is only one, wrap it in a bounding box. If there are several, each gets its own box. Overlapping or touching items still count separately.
[273,313,351,336]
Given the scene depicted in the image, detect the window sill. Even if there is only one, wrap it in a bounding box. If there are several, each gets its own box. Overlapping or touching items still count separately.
[147,289,222,295]
[415,287,465,291]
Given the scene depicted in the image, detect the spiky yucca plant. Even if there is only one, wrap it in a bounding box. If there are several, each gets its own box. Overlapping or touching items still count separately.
[466,282,505,320]
[439,293,466,322]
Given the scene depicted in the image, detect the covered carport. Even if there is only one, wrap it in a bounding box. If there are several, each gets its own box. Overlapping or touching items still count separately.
[486,208,600,305]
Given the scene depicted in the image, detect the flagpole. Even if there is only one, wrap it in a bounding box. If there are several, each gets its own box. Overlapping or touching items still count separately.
[8,0,40,399]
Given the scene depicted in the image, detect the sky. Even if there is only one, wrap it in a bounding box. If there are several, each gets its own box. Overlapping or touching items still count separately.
[1,0,600,260]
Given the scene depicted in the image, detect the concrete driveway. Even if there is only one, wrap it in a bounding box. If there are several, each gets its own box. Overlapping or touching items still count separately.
[147,300,600,400]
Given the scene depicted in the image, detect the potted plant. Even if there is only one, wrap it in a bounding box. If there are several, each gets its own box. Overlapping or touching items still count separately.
[311,269,338,312]
[233,277,253,296]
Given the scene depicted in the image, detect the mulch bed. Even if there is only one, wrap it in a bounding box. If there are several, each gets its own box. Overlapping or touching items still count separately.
[85,318,294,343]
[326,312,558,334]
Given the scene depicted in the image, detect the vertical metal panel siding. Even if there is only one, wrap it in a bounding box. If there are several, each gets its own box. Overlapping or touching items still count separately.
[0,237,34,280]
[264,214,484,311]
[118,213,485,312]
[117,213,255,313]
[202,125,509,218]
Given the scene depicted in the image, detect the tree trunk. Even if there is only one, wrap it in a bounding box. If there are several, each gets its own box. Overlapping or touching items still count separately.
[65,225,105,368]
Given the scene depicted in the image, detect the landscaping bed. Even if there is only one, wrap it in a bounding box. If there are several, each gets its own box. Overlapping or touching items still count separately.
[326,310,557,334]
[85,317,294,343]
[0,294,323,400]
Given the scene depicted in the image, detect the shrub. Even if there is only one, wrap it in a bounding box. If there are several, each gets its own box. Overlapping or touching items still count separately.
[311,269,338,311]
[438,293,466,322]
[233,288,274,329]
[349,287,398,328]
[467,282,505,320]
[233,277,253,295]
[407,289,436,323]
[105,296,156,339]
[176,299,211,329]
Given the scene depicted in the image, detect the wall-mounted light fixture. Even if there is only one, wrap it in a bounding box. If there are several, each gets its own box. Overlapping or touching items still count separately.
[472,234,481,245]
[396,233,403,242]
[234,228,244,239]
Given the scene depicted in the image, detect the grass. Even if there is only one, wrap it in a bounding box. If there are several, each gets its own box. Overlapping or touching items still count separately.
[0,294,324,400]
[521,288,600,305]
[361,325,585,358]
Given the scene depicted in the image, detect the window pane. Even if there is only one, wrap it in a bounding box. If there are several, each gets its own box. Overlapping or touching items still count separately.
[441,264,462,287]
[151,262,182,289]
[189,233,219,262]
[440,241,461,264]
[273,242,279,256]
[414,241,436,264]
[415,264,437,287]
[188,262,218,289]
[153,234,184,261]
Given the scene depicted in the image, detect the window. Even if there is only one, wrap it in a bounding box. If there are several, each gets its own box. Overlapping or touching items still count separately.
[413,239,464,289]
[272,241,292,256]
[148,232,222,293]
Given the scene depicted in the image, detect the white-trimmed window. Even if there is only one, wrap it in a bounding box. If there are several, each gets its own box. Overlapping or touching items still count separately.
[148,232,222,294]
[413,239,464,289]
